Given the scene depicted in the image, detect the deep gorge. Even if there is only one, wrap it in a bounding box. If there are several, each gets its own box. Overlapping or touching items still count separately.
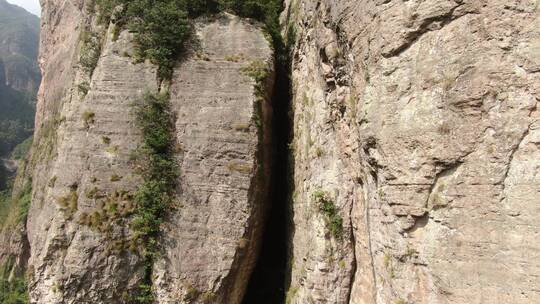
[242,39,292,304]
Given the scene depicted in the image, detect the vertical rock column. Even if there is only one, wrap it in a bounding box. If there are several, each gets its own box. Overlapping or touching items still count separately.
[26,4,274,304]
[154,13,274,304]
[27,0,159,301]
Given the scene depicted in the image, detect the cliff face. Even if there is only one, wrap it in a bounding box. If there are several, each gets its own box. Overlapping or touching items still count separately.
[155,16,273,304]
[18,0,273,303]
[283,0,540,303]
[3,0,540,303]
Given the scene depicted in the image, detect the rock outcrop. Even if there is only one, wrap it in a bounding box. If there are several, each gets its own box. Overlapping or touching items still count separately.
[6,0,274,302]
[154,15,274,304]
[2,0,539,303]
[283,0,540,303]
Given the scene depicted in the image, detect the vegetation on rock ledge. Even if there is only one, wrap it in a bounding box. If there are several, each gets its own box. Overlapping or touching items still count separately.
[132,92,177,303]
[313,189,343,239]
[92,0,282,80]
[0,257,29,304]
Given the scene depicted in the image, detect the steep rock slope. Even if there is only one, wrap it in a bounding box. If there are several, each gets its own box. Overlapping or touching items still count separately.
[283,0,540,303]
[6,0,274,303]
[155,15,274,304]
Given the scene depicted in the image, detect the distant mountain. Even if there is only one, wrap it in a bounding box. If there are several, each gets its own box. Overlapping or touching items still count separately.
[0,57,34,155]
[0,0,40,188]
[0,0,40,93]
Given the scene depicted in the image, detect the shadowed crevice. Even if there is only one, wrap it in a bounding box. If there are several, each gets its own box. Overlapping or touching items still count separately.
[242,39,292,304]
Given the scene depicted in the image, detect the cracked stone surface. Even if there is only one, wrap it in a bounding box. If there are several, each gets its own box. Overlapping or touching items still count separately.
[283,0,540,303]
[154,14,274,304]
[0,0,274,302]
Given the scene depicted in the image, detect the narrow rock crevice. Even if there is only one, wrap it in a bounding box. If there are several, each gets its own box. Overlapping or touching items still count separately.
[382,3,471,58]
[242,46,293,304]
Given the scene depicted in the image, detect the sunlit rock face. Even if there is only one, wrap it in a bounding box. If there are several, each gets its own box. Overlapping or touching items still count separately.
[21,0,274,302]
[283,0,540,303]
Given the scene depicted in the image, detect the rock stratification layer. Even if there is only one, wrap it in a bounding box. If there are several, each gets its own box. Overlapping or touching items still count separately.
[154,14,274,304]
[2,0,540,303]
[283,0,540,303]
[14,0,273,302]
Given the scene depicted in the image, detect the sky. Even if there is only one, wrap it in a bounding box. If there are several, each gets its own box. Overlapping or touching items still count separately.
[7,0,41,16]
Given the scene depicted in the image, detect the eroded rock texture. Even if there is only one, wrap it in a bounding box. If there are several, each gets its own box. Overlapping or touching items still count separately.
[8,0,274,302]
[154,14,274,304]
[283,0,540,303]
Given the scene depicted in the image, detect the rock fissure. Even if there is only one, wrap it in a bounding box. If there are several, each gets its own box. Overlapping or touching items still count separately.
[499,123,533,201]
[346,199,357,304]
[242,27,292,304]
[383,2,471,58]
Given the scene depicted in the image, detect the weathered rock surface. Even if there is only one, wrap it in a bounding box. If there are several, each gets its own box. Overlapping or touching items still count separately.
[6,0,274,302]
[27,1,157,301]
[155,14,274,304]
[283,0,540,303]
[3,0,539,303]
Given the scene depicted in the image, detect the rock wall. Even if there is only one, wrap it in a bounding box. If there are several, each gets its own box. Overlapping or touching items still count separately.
[12,0,274,302]
[283,0,540,303]
[3,0,539,303]
[154,15,274,304]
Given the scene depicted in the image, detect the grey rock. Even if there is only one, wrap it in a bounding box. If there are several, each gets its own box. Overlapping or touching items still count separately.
[7,1,274,302]
[283,0,540,303]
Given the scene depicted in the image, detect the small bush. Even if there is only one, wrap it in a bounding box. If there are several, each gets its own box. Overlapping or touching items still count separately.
[241,60,269,83]
[110,174,122,182]
[82,111,95,128]
[224,54,244,62]
[48,176,57,188]
[312,189,343,238]
[78,81,91,97]
[227,161,252,174]
[57,188,78,218]
[231,122,250,132]
[314,146,324,158]
[105,145,119,154]
[86,187,99,199]
[79,31,102,76]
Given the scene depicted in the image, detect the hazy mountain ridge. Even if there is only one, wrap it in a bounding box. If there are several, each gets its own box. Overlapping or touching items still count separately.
[0,0,40,93]
[0,0,40,189]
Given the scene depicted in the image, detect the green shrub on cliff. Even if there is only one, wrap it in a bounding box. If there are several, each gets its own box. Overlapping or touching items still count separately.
[0,257,29,304]
[79,31,102,76]
[132,92,177,302]
[313,189,343,238]
[0,181,32,230]
[0,277,28,304]
[93,0,282,80]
